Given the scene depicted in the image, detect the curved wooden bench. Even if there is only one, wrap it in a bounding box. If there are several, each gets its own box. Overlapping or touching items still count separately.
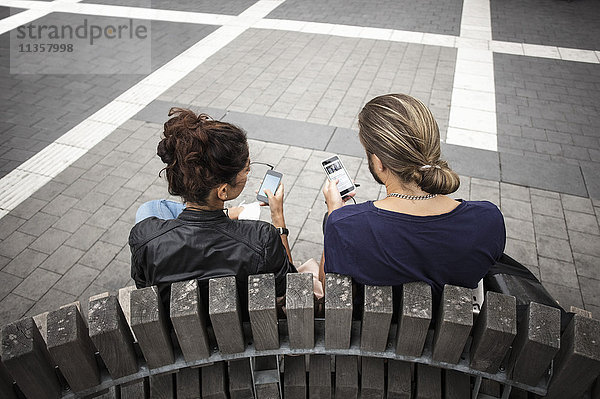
[1,273,600,399]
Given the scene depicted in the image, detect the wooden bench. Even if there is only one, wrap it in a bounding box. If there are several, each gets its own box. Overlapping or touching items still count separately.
[1,273,600,399]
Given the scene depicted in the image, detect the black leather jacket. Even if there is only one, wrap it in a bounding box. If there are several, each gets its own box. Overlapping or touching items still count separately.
[129,208,296,315]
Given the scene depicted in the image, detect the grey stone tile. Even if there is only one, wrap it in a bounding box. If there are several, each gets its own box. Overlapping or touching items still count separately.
[531,195,563,218]
[535,235,573,262]
[285,146,313,161]
[2,248,48,278]
[581,163,600,200]
[564,210,599,235]
[17,212,59,237]
[41,194,79,217]
[52,208,93,233]
[9,198,47,219]
[39,245,85,275]
[282,203,311,230]
[0,214,26,240]
[579,277,600,307]
[442,143,500,181]
[285,185,321,207]
[31,181,68,202]
[291,239,323,266]
[13,268,61,301]
[574,252,600,280]
[64,224,106,251]
[505,217,535,243]
[53,166,86,185]
[72,191,111,213]
[0,231,36,258]
[105,188,142,210]
[0,294,35,329]
[81,164,114,182]
[79,241,122,270]
[25,289,76,319]
[505,238,538,266]
[500,198,532,221]
[62,178,98,199]
[561,193,594,214]
[110,160,144,180]
[470,184,500,206]
[0,271,22,301]
[500,182,530,201]
[297,218,323,245]
[530,188,560,199]
[94,259,132,292]
[532,213,568,239]
[224,111,335,150]
[538,257,579,288]
[53,263,100,297]
[325,127,364,157]
[543,282,583,310]
[568,231,600,258]
[123,172,157,192]
[294,170,325,190]
[87,205,125,230]
[29,228,71,255]
[500,152,586,196]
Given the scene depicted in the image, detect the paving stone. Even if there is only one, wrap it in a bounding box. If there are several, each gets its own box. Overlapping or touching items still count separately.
[532,213,568,240]
[297,218,323,245]
[31,181,68,202]
[568,231,600,258]
[0,271,22,301]
[29,228,71,255]
[580,277,600,307]
[72,191,111,213]
[13,268,61,301]
[41,194,79,217]
[500,198,533,221]
[564,210,599,235]
[285,185,321,208]
[505,238,538,266]
[543,282,584,310]
[529,188,560,199]
[17,212,59,237]
[285,146,313,161]
[0,231,36,258]
[0,293,35,329]
[291,239,323,266]
[504,217,535,243]
[78,241,122,270]
[64,224,106,251]
[9,198,47,219]
[574,253,600,281]
[81,164,115,182]
[561,193,595,214]
[470,184,500,206]
[123,172,158,192]
[86,205,125,230]
[535,235,573,263]
[38,245,85,275]
[53,263,101,297]
[62,178,99,199]
[25,289,77,319]
[52,208,93,234]
[53,166,86,185]
[0,214,26,240]
[538,257,579,288]
[2,248,48,278]
[531,195,563,218]
[500,182,530,201]
[94,259,132,292]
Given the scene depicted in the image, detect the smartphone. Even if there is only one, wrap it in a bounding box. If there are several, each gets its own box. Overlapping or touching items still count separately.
[256,170,283,204]
[321,155,356,198]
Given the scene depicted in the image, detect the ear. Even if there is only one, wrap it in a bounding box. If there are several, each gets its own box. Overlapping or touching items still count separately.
[216,183,228,201]
[371,153,385,172]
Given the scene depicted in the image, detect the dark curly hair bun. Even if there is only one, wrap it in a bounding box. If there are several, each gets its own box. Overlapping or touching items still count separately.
[157,138,174,164]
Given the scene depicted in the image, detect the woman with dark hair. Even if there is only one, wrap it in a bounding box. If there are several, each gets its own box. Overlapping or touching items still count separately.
[129,108,296,314]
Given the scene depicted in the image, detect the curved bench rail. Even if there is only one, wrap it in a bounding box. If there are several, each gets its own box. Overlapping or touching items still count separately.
[1,273,599,399]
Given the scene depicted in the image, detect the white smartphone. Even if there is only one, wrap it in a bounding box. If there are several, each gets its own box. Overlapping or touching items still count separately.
[321,155,356,198]
[256,170,283,204]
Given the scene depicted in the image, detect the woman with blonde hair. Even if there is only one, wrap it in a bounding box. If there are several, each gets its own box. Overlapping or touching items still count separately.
[321,94,506,307]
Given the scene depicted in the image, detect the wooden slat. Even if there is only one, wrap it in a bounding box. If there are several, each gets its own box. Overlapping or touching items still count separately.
[228,359,254,399]
[361,357,385,399]
[387,360,412,399]
[0,356,17,399]
[325,274,353,349]
[470,291,517,373]
[545,314,600,399]
[88,386,118,398]
[506,302,560,386]
[149,373,174,399]
[479,379,501,396]
[286,273,314,349]
[361,285,393,352]
[284,355,306,399]
[395,282,431,357]
[130,286,174,369]
[208,276,245,354]
[46,304,100,392]
[202,362,228,399]
[335,355,358,399]
[255,369,280,399]
[309,354,331,398]
[170,279,210,362]
[415,364,441,399]
[248,273,279,351]
[431,285,473,364]
[176,367,200,399]
[443,370,470,399]
[1,317,61,399]
[120,379,148,399]
[88,294,138,378]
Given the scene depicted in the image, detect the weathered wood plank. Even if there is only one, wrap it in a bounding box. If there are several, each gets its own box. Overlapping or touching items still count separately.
[395,282,432,357]
[506,302,560,387]
[208,276,245,354]
[443,369,470,399]
[431,285,472,364]
[248,273,279,351]
[361,357,385,399]
[88,294,138,378]
[284,355,306,399]
[545,314,600,399]
[202,362,228,399]
[1,317,61,399]
[254,370,280,399]
[361,285,393,352]
[130,286,174,369]
[387,360,412,399]
[0,356,17,399]
[176,367,200,399]
[335,355,358,399]
[120,379,148,399]
[170,279,210,362]
[46,304,100,392]
[228,359,254,399]
[150,373,174,399]
[479,379,501,396]
[325,274,353,349]
[88,386,118,398]
[415,364,441,399]
[286,273,314,349]
[470,291,517,373]
[309,354,331,398]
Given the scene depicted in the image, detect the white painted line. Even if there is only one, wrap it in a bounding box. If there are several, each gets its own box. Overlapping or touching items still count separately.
[451,88,496,112]
[558,47,600,64]
[449,106,497,134]
[0,9,49,35]
[523,43,561,59]
[446,127,498,151]
[490,40,524,56]
[390,29,424,44]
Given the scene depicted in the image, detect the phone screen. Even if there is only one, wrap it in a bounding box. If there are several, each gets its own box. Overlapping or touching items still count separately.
[259,173,281,196]
[323,157,354,195]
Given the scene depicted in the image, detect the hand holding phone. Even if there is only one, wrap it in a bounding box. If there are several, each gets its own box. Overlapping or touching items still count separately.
[256,170,283,205]
[321,155,356,197]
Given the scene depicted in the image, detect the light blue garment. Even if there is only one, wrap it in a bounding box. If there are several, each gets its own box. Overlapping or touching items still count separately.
[135,199,185,224]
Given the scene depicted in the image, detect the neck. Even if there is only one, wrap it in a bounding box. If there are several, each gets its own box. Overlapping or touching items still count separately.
[385,180,428,197]
[186,199,224,211]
